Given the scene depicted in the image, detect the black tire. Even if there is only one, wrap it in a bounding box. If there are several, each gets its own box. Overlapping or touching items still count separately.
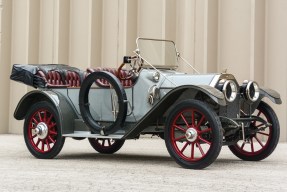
[24,101,65,159]
[88,138,125,154]
[79,71,127,135]
[165,99,222,169]
[228,101,280,161]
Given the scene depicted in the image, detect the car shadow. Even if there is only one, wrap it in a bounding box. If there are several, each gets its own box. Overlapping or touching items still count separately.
[58,152,173,165]
[56,152,252,170]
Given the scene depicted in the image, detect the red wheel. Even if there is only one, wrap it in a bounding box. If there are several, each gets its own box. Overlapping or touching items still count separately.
[229,101,280,161]
[88,138,125,154]
[24,101,65,159]
[165,100,222,169]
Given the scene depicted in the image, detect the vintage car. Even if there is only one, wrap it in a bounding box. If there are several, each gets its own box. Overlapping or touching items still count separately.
[10,38,281,169]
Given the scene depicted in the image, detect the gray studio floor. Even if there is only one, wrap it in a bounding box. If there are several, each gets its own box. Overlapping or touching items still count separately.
[0,134,286,192]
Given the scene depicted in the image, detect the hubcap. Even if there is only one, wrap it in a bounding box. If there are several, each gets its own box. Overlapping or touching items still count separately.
[185,128,198,142]
[34,122,48,139]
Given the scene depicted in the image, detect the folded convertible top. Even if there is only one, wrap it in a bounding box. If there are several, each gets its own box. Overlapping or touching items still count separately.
[10,64,85,88]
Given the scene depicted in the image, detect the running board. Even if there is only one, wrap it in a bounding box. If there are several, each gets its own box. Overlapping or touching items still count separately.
[63,131,125,139]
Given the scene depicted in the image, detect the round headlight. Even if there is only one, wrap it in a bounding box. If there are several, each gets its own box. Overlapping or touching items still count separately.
[246,81,260,102]
[222,80,237,102]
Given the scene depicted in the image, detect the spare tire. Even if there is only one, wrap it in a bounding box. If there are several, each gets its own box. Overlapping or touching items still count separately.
[79,71,127,135]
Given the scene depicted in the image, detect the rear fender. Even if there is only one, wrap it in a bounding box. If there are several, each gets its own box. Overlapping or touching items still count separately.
[123,85,225,139]
[14,90,77,134]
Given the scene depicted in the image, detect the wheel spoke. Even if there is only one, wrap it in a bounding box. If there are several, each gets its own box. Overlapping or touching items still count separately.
[240,142,245,150]
[43,111,47,122]
[199,128,211,134]
[255,123,264,128]
[198,136,211,145]
[196,142,205,156]
[46,139,50,151]
[257,132,269,137]
[251,138,254,153]
[49,130,57,135]
[34,139,40,147]
[174,125,186,132]
[49,122,56,129]
[254,136,264,148]
[47,114,53,124]
[256,111,262,117]
[102,139,105,146]
[108,139,112,146]
[196,115,205,129]
[180,142,189,153]
[48,136,56,144]
[174,135,186,141]
[38,112,43,122]
[191,143,195,159]
[32,117,39,125]
[41,141,45,151]
[180,113,189,127]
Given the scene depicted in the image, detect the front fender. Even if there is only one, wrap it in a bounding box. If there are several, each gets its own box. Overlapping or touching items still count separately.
[187,85,226,106]
[123,85,225,139]
[260,87,282,104]
[14,90,78,134]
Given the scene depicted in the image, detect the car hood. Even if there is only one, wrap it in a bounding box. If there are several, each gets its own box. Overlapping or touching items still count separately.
[160,72,219,87]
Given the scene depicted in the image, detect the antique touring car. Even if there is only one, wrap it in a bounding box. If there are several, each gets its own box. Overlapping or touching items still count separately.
[10,38,281,169]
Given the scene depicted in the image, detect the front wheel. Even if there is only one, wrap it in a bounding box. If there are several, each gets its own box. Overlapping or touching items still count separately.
[88,138,125,154]
[228,101,280,161]
[165,100,222,169]
[24,101,65,159]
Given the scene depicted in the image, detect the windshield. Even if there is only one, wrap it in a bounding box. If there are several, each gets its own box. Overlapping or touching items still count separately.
[136,38,178,69]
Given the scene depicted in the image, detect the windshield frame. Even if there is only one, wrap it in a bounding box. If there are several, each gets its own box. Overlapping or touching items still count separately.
[135,37,179,70]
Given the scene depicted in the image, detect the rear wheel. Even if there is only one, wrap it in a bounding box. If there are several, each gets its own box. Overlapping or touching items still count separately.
[88,138,125,154]
[165,100,222,169]
[24,101,65,159]
[228,101,280,161]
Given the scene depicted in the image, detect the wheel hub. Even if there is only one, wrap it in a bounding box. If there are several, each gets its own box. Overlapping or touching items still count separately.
[185,128,198,142]
[34,122,48,139]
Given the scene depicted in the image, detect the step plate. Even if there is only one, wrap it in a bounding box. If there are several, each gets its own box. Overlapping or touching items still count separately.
[63,131,124,139]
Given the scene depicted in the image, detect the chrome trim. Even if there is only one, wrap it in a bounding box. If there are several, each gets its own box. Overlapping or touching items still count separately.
[185,128,198,142]
[34,122,49,140]
[246,81,260,102]
[222,80,237,102]
[152,71,160,82]
[148,85,160,105]
[209,74,221,87]
[136,37,176,47]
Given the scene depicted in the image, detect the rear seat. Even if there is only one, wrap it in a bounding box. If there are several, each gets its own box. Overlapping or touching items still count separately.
[36,69,84,88]
[36,66,134,88]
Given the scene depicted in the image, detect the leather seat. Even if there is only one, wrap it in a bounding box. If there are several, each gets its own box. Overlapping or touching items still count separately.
[87,67,134,88]
[66,71,81,87]
[36,69,83,87]
[35,66,133,88]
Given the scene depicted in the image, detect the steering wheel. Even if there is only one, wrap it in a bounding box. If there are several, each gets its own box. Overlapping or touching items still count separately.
[117,62,141,80]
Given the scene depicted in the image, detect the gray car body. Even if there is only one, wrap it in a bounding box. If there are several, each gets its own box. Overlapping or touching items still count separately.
[14,66,281,139]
